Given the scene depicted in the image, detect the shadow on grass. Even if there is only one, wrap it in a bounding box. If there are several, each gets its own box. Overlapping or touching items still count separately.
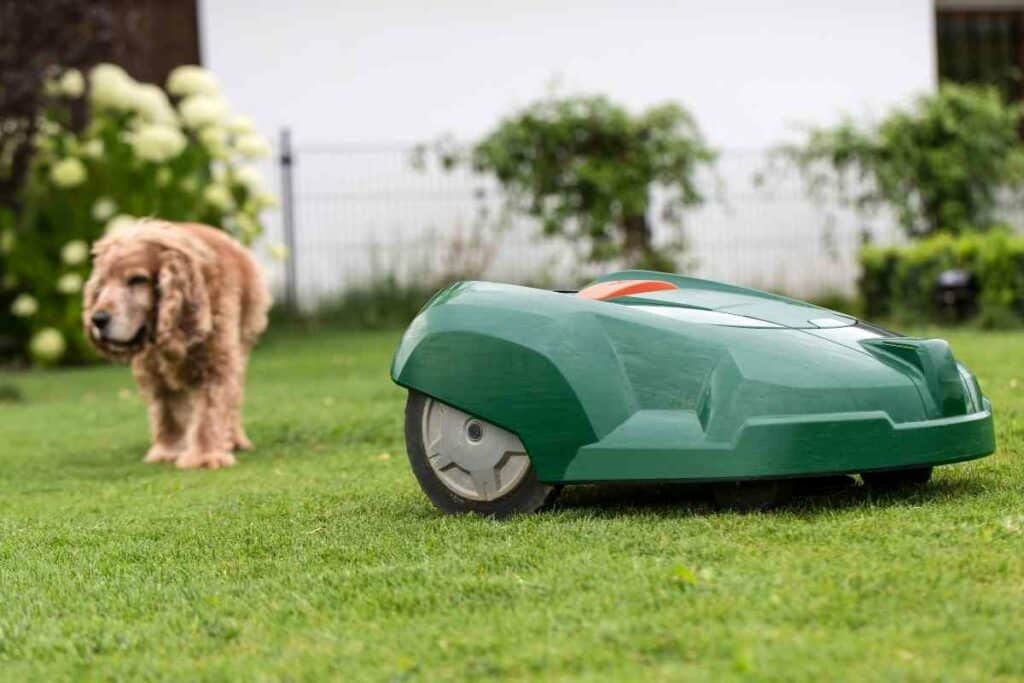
[548,474,992,519]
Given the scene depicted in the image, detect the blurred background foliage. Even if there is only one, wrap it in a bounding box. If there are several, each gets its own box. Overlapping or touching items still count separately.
[777,84,1024,238]
[418,94,717,272]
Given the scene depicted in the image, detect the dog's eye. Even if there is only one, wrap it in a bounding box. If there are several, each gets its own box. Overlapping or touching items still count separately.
[126,275,150,287]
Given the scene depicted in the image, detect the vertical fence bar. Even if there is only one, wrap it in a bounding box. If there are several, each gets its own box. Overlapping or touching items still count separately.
[278,127,298,309]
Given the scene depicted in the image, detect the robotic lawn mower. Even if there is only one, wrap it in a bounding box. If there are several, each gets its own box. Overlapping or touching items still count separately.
[392,271,995,516]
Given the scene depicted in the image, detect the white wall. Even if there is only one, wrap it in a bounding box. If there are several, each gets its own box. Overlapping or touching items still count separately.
[200,0,936,149]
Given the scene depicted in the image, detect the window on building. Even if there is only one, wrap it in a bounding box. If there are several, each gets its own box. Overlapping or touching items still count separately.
[936,6,1024,102]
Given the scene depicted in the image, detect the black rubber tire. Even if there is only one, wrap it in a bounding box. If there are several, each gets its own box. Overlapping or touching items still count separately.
[404,391,560,517]
[711,479,794,512]
[861,466,933,490]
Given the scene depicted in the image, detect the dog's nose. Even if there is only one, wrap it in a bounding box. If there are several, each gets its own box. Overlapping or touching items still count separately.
[91,311,111,330]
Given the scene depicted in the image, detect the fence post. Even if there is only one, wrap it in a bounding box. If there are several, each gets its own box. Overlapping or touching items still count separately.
[278,127,298,309]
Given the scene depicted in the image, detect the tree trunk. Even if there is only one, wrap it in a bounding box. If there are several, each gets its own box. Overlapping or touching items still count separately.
[621,212,652,262]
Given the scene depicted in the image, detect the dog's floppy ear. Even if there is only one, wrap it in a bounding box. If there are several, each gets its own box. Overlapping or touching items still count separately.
[82,267,100,313]
[155,246,213,358]
[81,268,102,341]
[82,235,115,312]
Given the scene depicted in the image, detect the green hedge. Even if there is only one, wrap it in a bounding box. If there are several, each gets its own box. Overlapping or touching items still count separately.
[859,229,1024,326]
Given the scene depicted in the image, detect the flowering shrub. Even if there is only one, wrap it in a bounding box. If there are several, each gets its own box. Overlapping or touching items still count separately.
[0,63,279,365]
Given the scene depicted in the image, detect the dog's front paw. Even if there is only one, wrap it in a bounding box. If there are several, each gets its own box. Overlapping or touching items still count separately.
[175,450,237,470]
[233,431,253,451]
[143,444,180,463]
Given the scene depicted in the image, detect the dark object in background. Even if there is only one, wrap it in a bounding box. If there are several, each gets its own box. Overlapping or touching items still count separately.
[934,269,979,321]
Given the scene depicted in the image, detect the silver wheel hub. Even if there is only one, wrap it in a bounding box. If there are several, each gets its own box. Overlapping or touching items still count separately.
[421,397,531,501]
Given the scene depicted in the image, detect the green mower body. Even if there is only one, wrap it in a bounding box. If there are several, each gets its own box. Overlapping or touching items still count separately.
[391,271,994,510]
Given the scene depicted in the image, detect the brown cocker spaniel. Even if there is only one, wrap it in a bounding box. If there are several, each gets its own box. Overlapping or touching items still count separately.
[84,220,271,469]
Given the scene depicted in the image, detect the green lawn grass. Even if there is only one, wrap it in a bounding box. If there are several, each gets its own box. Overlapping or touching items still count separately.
[2,327,1023,681]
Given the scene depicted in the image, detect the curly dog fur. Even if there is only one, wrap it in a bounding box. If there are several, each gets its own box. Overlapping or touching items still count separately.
[83,220,270,469]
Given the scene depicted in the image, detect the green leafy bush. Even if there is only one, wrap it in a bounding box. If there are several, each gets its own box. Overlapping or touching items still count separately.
[778,84,1024,237]
[0,64,280,365]
[422,94,716,270]
[860,229,1024,326]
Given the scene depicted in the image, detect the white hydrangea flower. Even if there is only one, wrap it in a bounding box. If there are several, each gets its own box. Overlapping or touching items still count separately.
[89,63,137,110]
[226,115,255,134]
[33,130,55,153]
[105,215,137,234]
[178,95,227,128]
[50,158,87,188]
[203,184,234,211]
[30,328,66,363]
[233,166,264,192]
[61,240,89,265]
[198,126,228,157]
[129,123,187,162]
[57,272,83,294]
[92,197,117,222]
[11,294,38,317]
[234,213,260,240]
[166,65,219,97]
[130,83,177,123]
[32,119,59,156]
[268,243,289,261]
[234,133,271,159]
[43,73,62,98]
[36,117,60,135]
[59,69,85,98]
[0,229,15,254]
[81,139,104,159]
[254,192,279,209]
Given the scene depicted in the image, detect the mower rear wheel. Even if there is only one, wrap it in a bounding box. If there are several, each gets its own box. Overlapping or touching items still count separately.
[711,479,794,512]
[861,466,933,490]
[404,391,560,517]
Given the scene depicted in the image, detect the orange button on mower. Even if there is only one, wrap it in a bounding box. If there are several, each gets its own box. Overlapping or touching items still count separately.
[576,279,678,301]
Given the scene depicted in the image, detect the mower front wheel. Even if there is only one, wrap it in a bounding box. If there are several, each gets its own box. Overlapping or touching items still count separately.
[404,391,560,517]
